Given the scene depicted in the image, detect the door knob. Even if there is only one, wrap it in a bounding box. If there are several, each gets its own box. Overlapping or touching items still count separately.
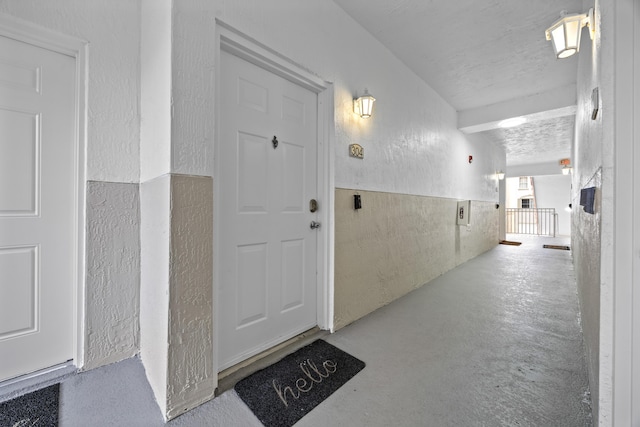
[310,221,321,229]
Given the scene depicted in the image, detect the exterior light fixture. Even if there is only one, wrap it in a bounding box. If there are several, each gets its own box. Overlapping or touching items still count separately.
[354,89,376,118]
[545,8,595,59]
[496,171,505,180]
[498,117,526,128]
[560,158,572,175]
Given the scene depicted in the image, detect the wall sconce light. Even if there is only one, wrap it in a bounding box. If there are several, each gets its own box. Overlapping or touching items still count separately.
[545,8,595,59]
[496,171,505,180]
[560,158,572,175]
[354,89,376,118]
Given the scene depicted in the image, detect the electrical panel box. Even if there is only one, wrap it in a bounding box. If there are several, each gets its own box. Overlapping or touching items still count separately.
[457,200,470,226]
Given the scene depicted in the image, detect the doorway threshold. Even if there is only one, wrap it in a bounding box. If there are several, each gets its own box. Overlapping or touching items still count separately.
[0,361,77,403]
[216,327,328,396]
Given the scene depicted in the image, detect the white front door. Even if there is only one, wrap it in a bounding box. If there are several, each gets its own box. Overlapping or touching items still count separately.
[0,36,76,381]
[218,50,319,370]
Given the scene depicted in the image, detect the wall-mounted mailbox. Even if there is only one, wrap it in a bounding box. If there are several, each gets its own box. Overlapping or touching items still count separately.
[580,187,596,214]
[457,200,470,225]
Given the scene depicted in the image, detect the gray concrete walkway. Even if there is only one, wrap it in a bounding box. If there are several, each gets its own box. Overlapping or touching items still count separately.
[58,235,591,426]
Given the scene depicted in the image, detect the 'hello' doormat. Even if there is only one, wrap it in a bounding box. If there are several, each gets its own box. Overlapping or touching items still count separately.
[0,383,59,427]
[234,340,365,427]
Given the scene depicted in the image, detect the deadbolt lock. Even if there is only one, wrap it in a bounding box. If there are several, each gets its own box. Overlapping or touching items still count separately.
[309,199,318,213]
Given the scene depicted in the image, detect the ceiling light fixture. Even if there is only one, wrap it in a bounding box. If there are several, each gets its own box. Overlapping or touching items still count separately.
[545,8,595,59]
[354,89,376,118]
[498,117,526,128]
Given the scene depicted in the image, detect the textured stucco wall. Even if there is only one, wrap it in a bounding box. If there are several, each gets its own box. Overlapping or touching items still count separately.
[572,0,610,423]
[0,0,142,372]
[139,175,170,415]
[161,2,503,415]
[171,0,505,200]
[334,189,498,330]
[85,181,140,370]
[140,174,214,421]
[166,175,215,419]
[0,1,140,182]
[1,2,507,421]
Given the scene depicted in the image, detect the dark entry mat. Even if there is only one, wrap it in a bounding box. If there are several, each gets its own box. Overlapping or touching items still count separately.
[499,240,522,246]
[235,340,365,427]
[543,244,571,250]
[0,383,59,426]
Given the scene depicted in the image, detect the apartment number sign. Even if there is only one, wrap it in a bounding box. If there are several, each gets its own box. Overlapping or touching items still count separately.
[349,144,364,159]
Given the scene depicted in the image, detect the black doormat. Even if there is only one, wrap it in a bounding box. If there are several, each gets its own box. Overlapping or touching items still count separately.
[0,383,59,426]
[499,240,522,246]
[235,340,365,427]
[543,244,571,250]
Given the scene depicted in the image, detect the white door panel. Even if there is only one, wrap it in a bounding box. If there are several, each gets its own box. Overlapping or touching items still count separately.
[0,36,76,381]
[218,50,318,369]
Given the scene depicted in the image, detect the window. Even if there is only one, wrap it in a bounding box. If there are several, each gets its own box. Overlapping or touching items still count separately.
[518,176,529,190]
[520,198,532,209]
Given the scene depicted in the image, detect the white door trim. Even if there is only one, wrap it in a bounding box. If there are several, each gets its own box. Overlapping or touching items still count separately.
[612,1,640,424]
[0,13,87,370]
[214,21,335,371]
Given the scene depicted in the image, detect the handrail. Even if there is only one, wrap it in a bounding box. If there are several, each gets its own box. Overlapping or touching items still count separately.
[505,208,557,237]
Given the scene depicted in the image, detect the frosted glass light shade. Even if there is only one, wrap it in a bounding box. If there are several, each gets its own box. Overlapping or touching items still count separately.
[545,9,594,59]
[354,90,376,118]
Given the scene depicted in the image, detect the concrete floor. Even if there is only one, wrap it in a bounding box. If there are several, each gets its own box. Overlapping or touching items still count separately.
[53,235,591,426]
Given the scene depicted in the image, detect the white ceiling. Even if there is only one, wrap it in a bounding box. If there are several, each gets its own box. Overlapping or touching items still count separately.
[333,0,584,171]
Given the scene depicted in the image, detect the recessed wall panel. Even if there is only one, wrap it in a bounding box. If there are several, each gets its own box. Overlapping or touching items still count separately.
[0,109,39,216]
[0,61,40,94]
[281,142,304,212]
[0,246,38,339]
[281,239,304,312]
[238,132,268,213]
[236,243,268,328]
[282,95,305,124]
[238,77,268,113]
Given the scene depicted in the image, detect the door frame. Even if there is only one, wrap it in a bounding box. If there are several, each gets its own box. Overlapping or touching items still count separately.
[612,0,640,423]
[0,14,87,371]
[213,21,335,371]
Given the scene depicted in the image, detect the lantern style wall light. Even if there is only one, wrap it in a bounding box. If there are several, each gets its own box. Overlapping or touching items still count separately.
[560,158,573,175]
[354,89,376,118]
[545,8,595,59]
[496,171,505,180]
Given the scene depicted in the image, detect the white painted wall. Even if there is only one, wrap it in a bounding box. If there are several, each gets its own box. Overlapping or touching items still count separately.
[533,175,572,236]
[572,0,611,423]
[1,2,507,420]
[0,1,140,183]
[0,1,142,371]
[507,162,566,178]
[170,0,505,201]
[140,0,172,182]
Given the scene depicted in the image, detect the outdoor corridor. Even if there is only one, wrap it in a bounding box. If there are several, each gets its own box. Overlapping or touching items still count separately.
[56,235,591,426]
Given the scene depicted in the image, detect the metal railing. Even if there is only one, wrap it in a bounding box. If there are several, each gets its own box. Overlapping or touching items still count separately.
[505,208,557,236]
